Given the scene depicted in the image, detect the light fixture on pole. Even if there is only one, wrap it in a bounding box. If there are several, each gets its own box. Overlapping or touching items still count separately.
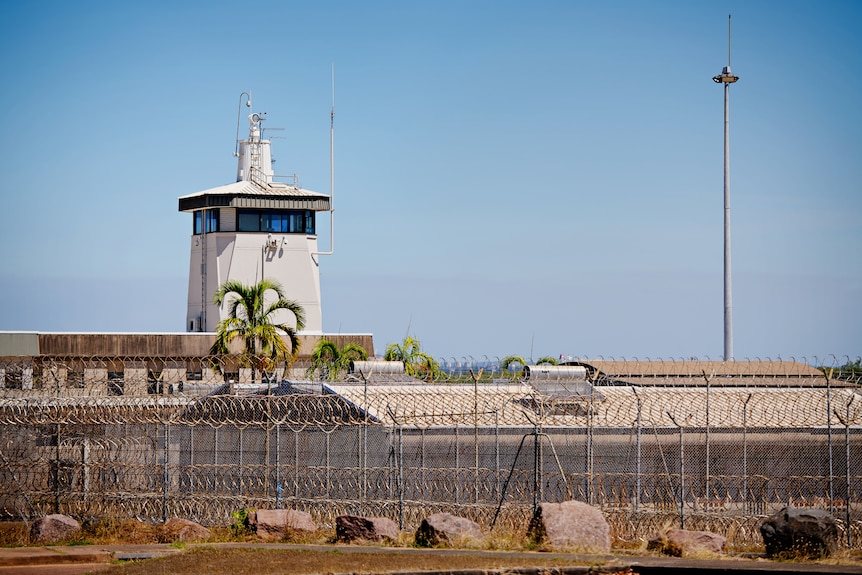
[713,15,738,362]
[234,91,252,157]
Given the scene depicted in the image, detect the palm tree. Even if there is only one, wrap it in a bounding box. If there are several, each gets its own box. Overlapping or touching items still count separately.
[500,355,527,371]
[208,279,306,382]
[499,355,527,379]
[305,339,369,382]
[384,336,440,382]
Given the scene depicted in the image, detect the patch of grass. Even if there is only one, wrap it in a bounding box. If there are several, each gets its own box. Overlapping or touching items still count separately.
[80,518,162,545]
[66,538,95,546]
[479,527,533,552]
[815,548,862,566]
[0,522,29,547]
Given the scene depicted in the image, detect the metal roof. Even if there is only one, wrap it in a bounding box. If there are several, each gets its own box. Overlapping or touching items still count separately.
[324,383,539,427]
[321,383,862,429]
[178,180,330,212]
[596,386,862,429]
[568,360,825,380]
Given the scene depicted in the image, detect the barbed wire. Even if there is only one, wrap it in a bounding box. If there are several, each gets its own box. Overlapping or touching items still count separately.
[0,354,859,549]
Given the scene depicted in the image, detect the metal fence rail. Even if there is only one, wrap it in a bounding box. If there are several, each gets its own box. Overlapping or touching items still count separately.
[0,355,859,551]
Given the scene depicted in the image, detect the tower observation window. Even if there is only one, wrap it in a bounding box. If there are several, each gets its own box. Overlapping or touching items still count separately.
[237,209,315,234]
[193,209,220,235]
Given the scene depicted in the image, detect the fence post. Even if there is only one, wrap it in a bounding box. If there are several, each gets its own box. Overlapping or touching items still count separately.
[474,381,480,505]
[835,397,856,550]
[844,408,851,549]
[276,423,282,509]
[163,422,169,523]
[189,426,195,494]
[325,431,331,499]
[704,372,712,509]
[356,424,362,510]
[294,430,299,499]
[668,412,685,529]
[398,425,404,530]
[54,423,61,514]
[495,410,500,499]
[827,373,834,515]
[82,437,90,502]
[455,425,460,504]
[679,424,685,528]
[587,394,594,506]
[634,389,642,512]
[533,423,541,512]
[265,394,271,502]
[742,394,751,512]
[362,372,369,505]
[239,428,244,497]
[419,429,425,499]
[387,428,394,501]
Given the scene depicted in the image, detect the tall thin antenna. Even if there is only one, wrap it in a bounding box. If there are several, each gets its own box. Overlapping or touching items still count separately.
[331,62,335,216]
[713,14,739,361]
[728,14,732,67]
[313,64,336,257]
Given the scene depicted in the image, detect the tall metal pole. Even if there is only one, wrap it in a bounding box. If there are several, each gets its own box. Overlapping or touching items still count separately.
[713,15,738,361]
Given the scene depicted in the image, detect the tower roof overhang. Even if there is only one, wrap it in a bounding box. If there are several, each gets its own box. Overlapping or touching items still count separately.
[178,180,331,213]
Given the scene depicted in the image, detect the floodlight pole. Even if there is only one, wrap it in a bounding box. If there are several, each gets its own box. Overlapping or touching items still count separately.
[713,15,739,361]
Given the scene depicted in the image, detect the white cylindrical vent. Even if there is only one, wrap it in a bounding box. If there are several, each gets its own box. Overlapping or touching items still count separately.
[349,360,406,375]
[522,365,588,381]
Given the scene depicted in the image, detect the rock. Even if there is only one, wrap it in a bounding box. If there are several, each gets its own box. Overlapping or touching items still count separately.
[414,513,483,547]
[335,515,399,543]
[30,514,81,544]
[760,507,838,559]
[527,500,610,553]
[647,529,726,557]
[249,509,317,541]
[161,518,211,542]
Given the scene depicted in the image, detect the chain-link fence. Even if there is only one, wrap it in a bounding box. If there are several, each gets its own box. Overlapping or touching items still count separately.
[0,354,859,550]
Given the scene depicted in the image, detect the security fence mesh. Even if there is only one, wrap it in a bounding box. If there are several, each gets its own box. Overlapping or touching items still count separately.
[0,354,860,551]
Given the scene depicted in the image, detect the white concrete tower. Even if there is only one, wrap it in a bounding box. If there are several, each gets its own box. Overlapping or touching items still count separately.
[179,95,330,334]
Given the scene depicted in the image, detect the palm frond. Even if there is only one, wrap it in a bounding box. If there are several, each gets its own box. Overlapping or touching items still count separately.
[209,278,306,381]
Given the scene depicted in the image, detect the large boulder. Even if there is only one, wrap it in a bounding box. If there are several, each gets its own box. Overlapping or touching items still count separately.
[527,500,610,553]
[760,507,838,559]
[647,528,726,557]
[30,514,81,544]
[160,518,211,542]
[335,515,399,543]
[249,509,317,541]
[414,513,483,547]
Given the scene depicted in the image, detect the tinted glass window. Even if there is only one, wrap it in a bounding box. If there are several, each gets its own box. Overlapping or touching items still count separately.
[238,210,260,231]
[261,212,281,232]
[237,209,315,234]
[205,209,220,233]
[305,211,314,234]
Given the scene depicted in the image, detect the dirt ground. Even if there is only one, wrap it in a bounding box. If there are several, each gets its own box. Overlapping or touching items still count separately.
[2,521,860,575]
[96,547,623,575]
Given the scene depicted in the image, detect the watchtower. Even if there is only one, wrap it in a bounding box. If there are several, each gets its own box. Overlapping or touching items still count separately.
[178,96,331,333]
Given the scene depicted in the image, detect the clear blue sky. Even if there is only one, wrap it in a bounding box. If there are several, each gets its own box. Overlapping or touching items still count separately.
[1,1,860,363]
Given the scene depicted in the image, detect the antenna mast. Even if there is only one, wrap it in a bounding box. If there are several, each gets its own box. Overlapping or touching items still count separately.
[314,64,336,257]
[713,15,739,361]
